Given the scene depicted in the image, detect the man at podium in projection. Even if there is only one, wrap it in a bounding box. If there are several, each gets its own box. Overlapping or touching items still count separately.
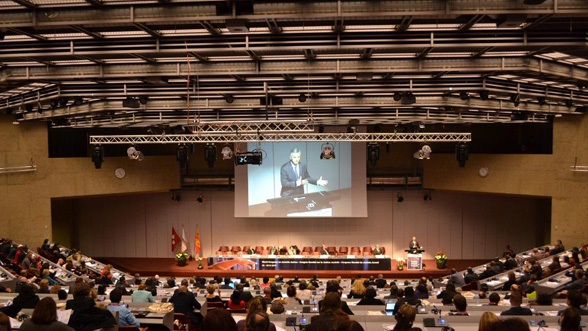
[408,236,423,254]
[280,148,328,197]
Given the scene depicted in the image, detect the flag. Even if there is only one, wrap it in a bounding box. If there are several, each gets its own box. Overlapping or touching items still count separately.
[171,226,181,252]
[181,226,188,253]
[194,225,201,256]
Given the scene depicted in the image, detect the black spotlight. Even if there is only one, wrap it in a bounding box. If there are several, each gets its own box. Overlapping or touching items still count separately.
[224,94,234,103]
[537,96,547,106]
[367,143,380,167]
[176,144,189,167]
[393,92,403,101]
[402,91,416,104]
[318,125,325,133]
[73,96,83,105]
[479,90,489,100]
[91,146,105,169]
[298,93,307,102]
[397,193,404,203]
[204,144,217,168]
[197,194,203,203]
[459,91,470,100]
[58,97,69,107]
[510,93,520,107]
[455,142,469,168]
[139,95,149,105]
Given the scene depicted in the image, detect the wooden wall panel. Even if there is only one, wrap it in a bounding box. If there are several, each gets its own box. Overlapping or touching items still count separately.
[75,190,545,261]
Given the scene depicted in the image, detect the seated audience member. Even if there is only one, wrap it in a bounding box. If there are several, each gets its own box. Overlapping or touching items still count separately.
[260,276,271,288]
[559,307,582,331]
[564,269,586,291]
[414,283,429,299]
[449,268,465,287]
[463,267,479,285]
[310,292,350,331]
[270,300,285,314]
[237,297,277,331]
[0,283,40,317]
[131,283,155,303]
[477,283,489,299]
[169,285,202,326]
[38,279,50,294]
[67,282,117,331]
[107,288,140,327]
[270,283,283,299]
[558,290,588,315]
[318,285,354,315]
[384,285,399,299]
[498,317,531,331]
[229,289,247,309]
[201,308,238,331]
[393,287,421,316]
[262,287,273,304]
[20,297,74,331]
[357,287,384,305]
[392,304,422,331]
[283,285,302,306]
[348,279,366,299]
[478,311,500,331]
[500,291,532,315]
[502,271,518,291]
[297,281,312,301]
[436,282,457,305]
[488,292,501,306]
[205,284,223,303]
[450,294,469,315]
[375,274,387,288]
[220,276,233,289]
[57,289,68,301]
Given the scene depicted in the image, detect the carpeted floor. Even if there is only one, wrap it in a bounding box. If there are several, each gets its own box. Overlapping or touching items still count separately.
[97,257,489,279]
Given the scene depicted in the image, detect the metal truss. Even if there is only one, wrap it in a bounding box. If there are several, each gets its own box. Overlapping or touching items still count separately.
[89,132,471,145]
[191,121,314,134]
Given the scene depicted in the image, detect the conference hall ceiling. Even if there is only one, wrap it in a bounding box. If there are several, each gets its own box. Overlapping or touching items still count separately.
[1,0,587,130]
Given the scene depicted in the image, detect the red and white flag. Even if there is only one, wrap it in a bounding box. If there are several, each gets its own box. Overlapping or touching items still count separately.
[194,225,201,257]
[171,226,181,252]
[180,226,189,253]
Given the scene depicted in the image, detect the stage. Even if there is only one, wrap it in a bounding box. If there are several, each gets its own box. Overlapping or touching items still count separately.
[97,257,488,279]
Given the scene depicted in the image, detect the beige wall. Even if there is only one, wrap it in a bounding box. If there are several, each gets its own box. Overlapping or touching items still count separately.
[1,113,587,254]
[0,117,179,247]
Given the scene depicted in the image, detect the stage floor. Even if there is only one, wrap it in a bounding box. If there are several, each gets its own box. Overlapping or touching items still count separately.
[97,257,489,280]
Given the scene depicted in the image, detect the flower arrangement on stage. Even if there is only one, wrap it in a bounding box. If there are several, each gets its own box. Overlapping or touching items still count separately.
[175,252,189,266]
[197,257,204,269]
[435,250,448,269]
[396,258,406,271]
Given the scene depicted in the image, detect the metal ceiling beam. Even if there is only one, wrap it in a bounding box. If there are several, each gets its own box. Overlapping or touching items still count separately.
[10,0,36,9]
[200,21,222,36]
[459,14,486,31]
[396,16,413,32]
[69,25,104,39]
[89,132,472,144]
[188,52,209,62]
[6,28,47,41]
[133,23,161,38]
[85,0,103,5]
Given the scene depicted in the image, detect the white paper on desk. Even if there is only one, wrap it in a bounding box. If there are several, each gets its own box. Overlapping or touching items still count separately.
[276,327,286,331]
[232,315,245,322]
[383,324,396,330]
[367,311,384,315]
[57,309,73,324]
[543,311,559,316]
[9,317,22,328]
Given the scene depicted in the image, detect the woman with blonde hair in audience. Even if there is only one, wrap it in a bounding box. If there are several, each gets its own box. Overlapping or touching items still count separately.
[348,279,366,299]
[205,284,223,303]
[38,278,50,294]
[478,311,500,331]
[237,297,277,331]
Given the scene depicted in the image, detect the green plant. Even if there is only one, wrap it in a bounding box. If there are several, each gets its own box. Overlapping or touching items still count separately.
[175,252,189,263]
[435,250,448,264]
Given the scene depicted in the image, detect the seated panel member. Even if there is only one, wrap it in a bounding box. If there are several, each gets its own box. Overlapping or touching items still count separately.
[245,246,256,255]
[268,246,278,255]
[278,246,288,255]
[373,244,384,256]
[320,244,329,255]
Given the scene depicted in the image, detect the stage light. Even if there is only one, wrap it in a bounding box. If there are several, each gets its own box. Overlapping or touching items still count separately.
[565,99,573,108]
[176,144,189,166]
[455,142,469,168]
[414,144,432,160]
[197,193,203,203]
[204,144,217,168]
[367,143,380,167]
[537,96,547,106]
[318,125,325,133]
[58,97,69,107]
[510,93,520,107]
[122,96,140,109]
[397,193,404,203]
[320,142,335,160]
[298,93,307,102]
[402,91,416,104]
[393,92,403,101]
[459,91,470,100]
[479,90,489,100]
[224,94,234,103]
[221,146,233,160]
[139,95,148,105]
[73,96,83,105]
[347,126,356,133]
[127,146,145,161]
[92,146,104,169]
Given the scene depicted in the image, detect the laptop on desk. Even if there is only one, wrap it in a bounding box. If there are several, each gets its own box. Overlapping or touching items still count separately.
[383,299,396,316]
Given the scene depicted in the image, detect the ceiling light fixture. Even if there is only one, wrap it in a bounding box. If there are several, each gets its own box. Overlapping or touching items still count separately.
[298,93,307,102]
